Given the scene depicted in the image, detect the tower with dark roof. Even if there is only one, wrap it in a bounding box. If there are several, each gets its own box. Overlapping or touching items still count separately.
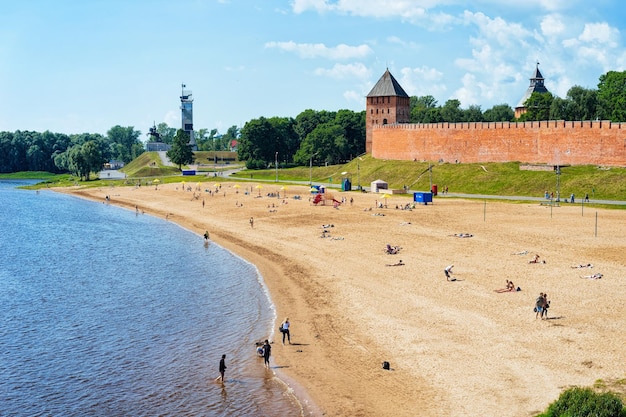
[514,63,549,119]
[366,69,410,153]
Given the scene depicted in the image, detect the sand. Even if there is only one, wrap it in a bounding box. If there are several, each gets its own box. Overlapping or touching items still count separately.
[62,182,626,417]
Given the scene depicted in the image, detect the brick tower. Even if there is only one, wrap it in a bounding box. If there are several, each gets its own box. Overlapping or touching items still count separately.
[365,69,410,153]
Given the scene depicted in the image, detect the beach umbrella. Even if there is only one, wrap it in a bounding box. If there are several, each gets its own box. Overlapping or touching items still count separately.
[255,184,263,196]
[153,179,160,183]
[280,186,288,197]
[233,184,241,193]
[382,193,391,207]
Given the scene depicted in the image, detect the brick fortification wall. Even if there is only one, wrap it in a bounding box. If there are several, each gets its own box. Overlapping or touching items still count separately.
[371,120,626,166]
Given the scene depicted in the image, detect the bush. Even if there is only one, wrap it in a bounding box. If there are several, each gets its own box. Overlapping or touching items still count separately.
[541,387,626,417]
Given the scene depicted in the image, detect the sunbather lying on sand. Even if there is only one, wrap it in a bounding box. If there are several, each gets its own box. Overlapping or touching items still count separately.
[571,263,593,269]
[511,250,529,255]
[581,273,603,279]
[449,233,473,238]
[385,260,405,267]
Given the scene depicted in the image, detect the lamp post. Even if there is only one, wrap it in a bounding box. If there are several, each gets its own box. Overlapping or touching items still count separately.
[309,152,318,186]
[275,151,278,183]
[555,165,561,202]
[357,161,361,190]
[429,163,432,194]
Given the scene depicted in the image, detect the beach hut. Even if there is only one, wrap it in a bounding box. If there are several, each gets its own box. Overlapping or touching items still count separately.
[371,179,388,193]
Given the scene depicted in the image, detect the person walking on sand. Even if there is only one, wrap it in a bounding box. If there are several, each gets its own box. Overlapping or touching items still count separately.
[204,230,210,241]
[217,354,227,383]
[542,293,550,319]
[281,318,291,345]
[262,340,271,368]
[535,293,545,319]
[249,217,254,228]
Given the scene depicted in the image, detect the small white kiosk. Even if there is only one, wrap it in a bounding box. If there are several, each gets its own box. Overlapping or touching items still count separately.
[370,179,388,193]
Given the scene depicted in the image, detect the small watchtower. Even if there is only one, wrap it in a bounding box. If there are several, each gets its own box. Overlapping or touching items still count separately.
[515,63,549,119]
[365,69,410,153]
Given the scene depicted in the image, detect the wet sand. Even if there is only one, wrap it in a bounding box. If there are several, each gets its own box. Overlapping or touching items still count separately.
[62,182,626,417]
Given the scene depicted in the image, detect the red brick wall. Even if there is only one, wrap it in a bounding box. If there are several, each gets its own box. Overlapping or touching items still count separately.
[371,120,626,166]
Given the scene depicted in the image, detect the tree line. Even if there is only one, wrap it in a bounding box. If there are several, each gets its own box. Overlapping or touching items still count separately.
[0,126,143,179]
[3,70,625,175]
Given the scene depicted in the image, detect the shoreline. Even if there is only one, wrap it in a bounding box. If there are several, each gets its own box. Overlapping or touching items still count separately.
[58,182,626,416]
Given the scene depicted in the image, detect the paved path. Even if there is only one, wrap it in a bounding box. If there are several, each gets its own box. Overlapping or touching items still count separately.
[438,192,626,206]
[157,151,175,167]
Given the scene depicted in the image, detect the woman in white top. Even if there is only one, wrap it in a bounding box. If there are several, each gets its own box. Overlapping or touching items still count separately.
[281,318,291,345]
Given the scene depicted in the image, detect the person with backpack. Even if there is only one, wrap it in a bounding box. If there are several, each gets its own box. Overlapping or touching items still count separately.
[535,293,545,319]
[280,318,291,345]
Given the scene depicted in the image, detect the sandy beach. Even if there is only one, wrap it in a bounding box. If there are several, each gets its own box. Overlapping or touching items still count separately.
[62,181,626,417]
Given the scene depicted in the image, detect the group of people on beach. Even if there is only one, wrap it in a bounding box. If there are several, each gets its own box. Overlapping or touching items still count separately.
[217,318,291,384]
[535,293,550,319]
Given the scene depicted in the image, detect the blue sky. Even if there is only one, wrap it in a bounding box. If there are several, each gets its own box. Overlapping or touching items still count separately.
[1,0,624,138]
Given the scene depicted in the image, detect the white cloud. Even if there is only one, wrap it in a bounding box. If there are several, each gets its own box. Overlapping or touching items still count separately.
[540,14,565,37]
[265,41,373,60]
[314,62,371,80]
[562,22,622,72]
[343,89,362,103]
[464,11,532,49]
[397,66,447,99]
[579,22,619,46]
[290,0,455,29]
[291,0,332,14]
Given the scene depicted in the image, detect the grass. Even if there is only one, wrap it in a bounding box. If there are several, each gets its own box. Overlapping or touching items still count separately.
[231,154,626,202]
[5,153,626,204]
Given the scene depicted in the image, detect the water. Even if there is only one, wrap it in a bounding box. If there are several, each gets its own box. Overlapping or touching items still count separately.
[0,180,303,416]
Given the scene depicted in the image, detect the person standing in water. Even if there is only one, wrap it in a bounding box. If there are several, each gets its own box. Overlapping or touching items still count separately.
[262,340,271,368]
[217,354,227,383]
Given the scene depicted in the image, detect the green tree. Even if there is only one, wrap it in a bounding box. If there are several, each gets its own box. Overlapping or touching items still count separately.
[440,99,464,122]
[167,129,195,170]
[409,95,440,123]
[334,109,365,159]
[156,122,176,144]
[293,123,346,166]
[81,140,104,180]
[222,126,240,151]
[540,387,625,417]
[549,96,569,120]
[566,85,598,121]
[519,92,554,121]
[294,109,335,143]
[483,104,514,122]
[463,104,484,122]
[267,117,297,165]
[238,117,278,168]
[107,125,143,163]
[597,70,626,121]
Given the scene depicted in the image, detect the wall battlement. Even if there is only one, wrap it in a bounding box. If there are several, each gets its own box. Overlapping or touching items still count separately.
[371,120,626,166]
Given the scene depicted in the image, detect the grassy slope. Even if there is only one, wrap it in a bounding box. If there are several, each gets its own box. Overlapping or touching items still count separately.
[231,154,626,201]
[5,154,625,201]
